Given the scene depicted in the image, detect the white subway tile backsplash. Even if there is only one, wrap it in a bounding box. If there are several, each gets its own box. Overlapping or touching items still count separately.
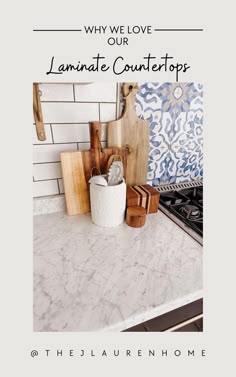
[32,82,119,199]
[52,124,90,143]
[33,162,62,180]
[52,123,107,144]
[78,142,91,151]
[33,143,77,163]
[33,180,59,197]
[32,124,52,144]
[100,103,117,122]
[41,102,99,123]
[55,123,107,143]
[39,84,74,101]
[74,82,117,102]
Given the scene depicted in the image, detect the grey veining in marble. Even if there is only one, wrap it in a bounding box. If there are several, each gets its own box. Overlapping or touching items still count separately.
[33,210,203,332]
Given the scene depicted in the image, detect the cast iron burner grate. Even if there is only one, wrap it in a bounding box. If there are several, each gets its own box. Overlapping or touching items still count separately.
[180,205,201,220]
[154,181,203,245]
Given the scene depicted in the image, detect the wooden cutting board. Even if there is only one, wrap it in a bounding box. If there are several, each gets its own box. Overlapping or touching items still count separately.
[61,121,128,216]
[107,82,150,186]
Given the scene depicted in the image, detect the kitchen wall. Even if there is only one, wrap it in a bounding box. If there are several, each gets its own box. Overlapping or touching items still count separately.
[33,82,203,199]
[33,83,120,197]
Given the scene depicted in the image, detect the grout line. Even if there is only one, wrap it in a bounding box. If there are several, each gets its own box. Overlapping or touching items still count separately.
[36,122,103,125]
[98,103,101,122]
[115,83,118,118]
[33,161,61,165]
[116,83,121,118]
[40,100,117,104]
[33,141,100,148]
[118,83,122,116]
[33,161,61,164]
[33,122,90,125]
[50,124,54,143]
[72,84,76,101]
[57,178,61,193]
[33,141,78,146]
[33,139,107,149]
[33,178,61,183]
[34,193,61,199]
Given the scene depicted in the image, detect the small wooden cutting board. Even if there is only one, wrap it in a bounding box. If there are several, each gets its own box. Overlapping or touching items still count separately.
[107,83,150,186]
[61,121,128,216]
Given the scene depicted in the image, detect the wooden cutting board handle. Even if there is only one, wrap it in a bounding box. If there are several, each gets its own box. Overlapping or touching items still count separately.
[89,121,103,174]
[89,121,102,150]
[122,82,139,118]
[123,82,139,96]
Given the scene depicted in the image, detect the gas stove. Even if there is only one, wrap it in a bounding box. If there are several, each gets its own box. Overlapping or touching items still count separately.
[155,181,203,245]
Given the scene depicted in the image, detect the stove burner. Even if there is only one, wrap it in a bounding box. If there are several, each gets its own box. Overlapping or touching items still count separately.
[180,205,201,220]
[157,184,203,243]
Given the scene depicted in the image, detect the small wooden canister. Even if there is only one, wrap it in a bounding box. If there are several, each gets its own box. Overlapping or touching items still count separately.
[126,206,146,228]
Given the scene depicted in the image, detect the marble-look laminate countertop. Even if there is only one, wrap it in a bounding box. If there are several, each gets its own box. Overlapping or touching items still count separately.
[33,210,203,332]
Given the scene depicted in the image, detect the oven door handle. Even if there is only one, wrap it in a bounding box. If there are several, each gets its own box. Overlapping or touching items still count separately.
[163,314,203,332]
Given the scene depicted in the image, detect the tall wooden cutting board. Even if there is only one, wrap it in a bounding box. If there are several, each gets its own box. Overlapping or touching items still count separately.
[107,83,150,186]
[61,121,128,216]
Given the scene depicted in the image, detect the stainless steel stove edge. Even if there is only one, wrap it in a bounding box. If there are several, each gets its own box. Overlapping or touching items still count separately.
[153,180,203,246]
[158,204,203,246]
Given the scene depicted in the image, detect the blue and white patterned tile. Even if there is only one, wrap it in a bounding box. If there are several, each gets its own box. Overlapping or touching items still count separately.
[136,82,203,186]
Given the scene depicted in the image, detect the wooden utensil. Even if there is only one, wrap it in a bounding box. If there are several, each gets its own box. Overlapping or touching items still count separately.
[107,82,150,186]
[61,121,128,216]
[88,175,108,186]
[106,154,122,172]
[33,83,46,141]
[108,161,123,186]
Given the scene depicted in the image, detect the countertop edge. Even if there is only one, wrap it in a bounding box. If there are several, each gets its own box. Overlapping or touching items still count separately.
[96,290,203,332]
